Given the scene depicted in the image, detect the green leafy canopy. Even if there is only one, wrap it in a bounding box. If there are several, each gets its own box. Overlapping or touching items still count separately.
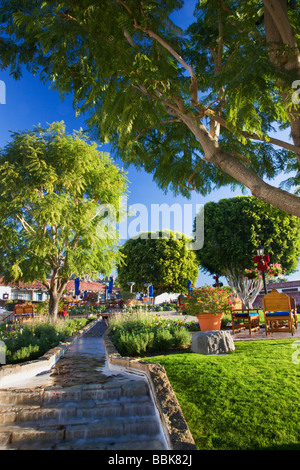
[0,1,300,215]
[0,121,128,286]
[117,230,199,295]
[196,195,300,277]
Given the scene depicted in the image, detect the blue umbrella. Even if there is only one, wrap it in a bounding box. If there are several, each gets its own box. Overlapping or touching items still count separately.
[108,276,114,294]
[105,285,109,300]
[187,280,192,293]
[75,278,80,296]
[149,285,154,297]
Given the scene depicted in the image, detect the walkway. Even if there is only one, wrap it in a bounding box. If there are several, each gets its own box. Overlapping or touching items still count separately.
[230,325,300,341]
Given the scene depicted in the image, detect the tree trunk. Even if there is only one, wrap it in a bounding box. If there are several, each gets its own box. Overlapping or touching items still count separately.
[48,271,68,320]
[264,0,300,160]
[48,291,61,320]
[180,115,300,217]
[226,271,263,309]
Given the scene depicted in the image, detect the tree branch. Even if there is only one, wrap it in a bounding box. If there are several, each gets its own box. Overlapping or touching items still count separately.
[145,28,199,107]
[263,0,299,49]
[16,215,36,234]
[117,0,200,107]
[204,107,300,154]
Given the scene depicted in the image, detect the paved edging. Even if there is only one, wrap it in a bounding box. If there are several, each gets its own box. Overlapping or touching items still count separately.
[0,319,98,388]
[102,329,197,451]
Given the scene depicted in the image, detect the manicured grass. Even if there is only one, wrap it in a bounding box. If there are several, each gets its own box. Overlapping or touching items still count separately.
[143,339,300,450]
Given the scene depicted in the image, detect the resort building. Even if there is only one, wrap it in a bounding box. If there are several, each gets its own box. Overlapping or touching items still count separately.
[0,277,120,304]
[253,280,300,308]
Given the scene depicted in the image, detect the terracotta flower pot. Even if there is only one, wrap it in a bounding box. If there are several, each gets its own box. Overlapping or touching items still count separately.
[196,313,223,332]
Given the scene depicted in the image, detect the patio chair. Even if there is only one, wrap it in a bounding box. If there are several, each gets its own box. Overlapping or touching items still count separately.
[262,289,294,336]
[13,306,24,324]
[290,297,298,330]
[231,298,260,335]
[21,305,34,322]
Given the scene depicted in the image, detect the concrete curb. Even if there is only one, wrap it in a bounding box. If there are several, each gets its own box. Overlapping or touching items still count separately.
[0,319,98,388]
[102,329,197,451]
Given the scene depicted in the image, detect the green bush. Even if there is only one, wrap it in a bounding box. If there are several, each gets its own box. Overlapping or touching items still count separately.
[7,344,41,363]
[171,326,193,348]
[109,311,192,356]
[115,331,155,356]
[2,318,90,364]
[153,329,173,351]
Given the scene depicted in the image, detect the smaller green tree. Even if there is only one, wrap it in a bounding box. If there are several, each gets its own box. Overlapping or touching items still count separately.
[196,196,300,307]
[0,122,128,318]
[117,230,199,296]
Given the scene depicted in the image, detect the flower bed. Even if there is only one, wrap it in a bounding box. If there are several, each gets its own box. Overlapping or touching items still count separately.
[108,312,197,356]
[0,318,90,364]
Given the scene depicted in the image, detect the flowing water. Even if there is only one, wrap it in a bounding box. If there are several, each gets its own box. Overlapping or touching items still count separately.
[0,320,168,450]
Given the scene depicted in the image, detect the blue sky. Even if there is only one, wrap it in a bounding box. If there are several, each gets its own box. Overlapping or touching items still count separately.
[0,1,298,286]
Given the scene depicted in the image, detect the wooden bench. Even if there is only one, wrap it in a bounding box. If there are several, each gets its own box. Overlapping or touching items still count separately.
[13,305,35,324]
[262,289,294,336]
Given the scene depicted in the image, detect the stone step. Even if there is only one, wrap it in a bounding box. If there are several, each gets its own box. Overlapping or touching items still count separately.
[0,375,167,450]
[0,379,149,406]
[0,396,156,424]
[0,415,162,449]
[2,436,166,451]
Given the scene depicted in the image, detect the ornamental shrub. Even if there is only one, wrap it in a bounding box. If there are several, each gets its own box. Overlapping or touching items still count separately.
[153,329,173,351]
[114,331,155,356]
[170,326,193,348]
[2,318,90,364]
[109,311,192,356]
[183,285,233,316]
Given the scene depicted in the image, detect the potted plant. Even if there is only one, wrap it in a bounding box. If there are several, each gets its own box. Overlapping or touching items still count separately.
[120,291,136,306]
[182,285,233,332]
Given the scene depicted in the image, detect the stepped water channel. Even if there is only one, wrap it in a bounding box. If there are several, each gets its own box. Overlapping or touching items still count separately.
[0,320,168,450]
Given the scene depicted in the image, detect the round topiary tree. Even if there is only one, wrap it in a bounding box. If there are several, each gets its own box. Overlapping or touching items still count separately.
[117,230,199,296]
[195,196,300,307]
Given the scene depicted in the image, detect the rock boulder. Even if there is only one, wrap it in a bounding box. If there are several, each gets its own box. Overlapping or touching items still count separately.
[191,330,235,355]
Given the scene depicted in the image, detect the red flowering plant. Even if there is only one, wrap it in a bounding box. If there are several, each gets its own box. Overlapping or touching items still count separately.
[267,263,286,278]
[58,310,69,317]
[183,285,233,316]
[244,263,285,279]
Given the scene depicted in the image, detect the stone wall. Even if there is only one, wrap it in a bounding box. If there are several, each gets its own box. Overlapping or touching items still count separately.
[102,329,197,451]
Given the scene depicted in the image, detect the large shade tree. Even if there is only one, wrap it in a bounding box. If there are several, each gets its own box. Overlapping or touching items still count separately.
[117,231,199,296]
[0,122,128,318]
[0,1,300,216]
[196,196,300,306]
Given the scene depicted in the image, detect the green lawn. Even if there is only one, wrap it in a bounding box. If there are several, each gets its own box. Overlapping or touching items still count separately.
[144,339,300,450]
